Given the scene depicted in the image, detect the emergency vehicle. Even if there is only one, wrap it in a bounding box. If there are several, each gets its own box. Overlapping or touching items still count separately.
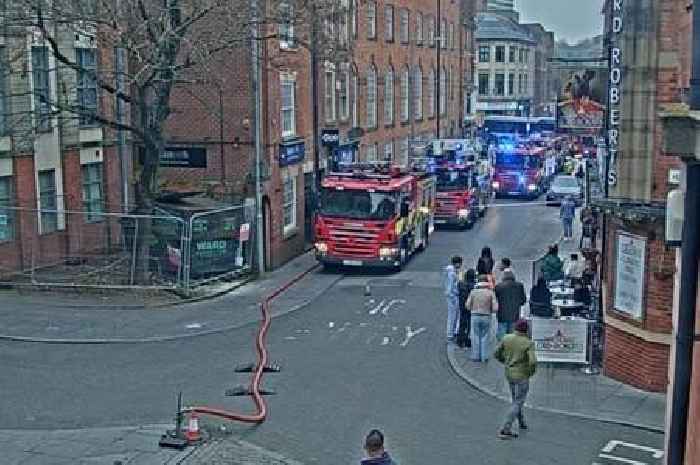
[314,165,436,270]
[491,144,545,199]
[427,140,486,228]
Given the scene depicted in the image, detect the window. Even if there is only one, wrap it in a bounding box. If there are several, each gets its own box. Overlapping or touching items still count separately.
[440,19,447,49]
[0,48,6,135]
[495,45,505,63]
[439,68,446,115]
[31,46,51,130]
[384,67,394,125]
[76,48,98,126]
[352,69,359,127]
[324,67,336,122]
[81,163,103,222]
[366,1,376,39]
[384,141,393,161]
[509,46,516,63]
[283,175,297,233]
[366,143,378,161]
[400,66,409,122]
[427,16,435,47]
[0,176,14,241]
[508,73,514,96]
[478,73,489,96]
[428,68,435,117]
[339,69,349,120]
[449,23,455,50]
[351,0,358,38]
[478,45,490,62]
[449,66,454,100]
[366,65,377,128]
[524,49,529,63]
[399,9,409,44]
[519,48,524,63]
[523,73,529,94]
[399,137,409,166]
[278,2,295,48]
[280,74,296,138]
[339,0,349,46]
[39,170,57,234]
[415,12,423,45]
[518,73,523,93]
[414,66,422,120]
[494,73,505,96]
[384,5,394,41]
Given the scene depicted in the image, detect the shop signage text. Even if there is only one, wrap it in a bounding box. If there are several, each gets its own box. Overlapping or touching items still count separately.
[607,0,623,187]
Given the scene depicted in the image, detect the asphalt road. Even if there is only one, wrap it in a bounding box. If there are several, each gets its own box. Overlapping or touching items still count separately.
[0,199,664,465]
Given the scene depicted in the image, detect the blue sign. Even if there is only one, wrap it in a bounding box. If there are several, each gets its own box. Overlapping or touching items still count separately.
[321,129,340,146]
[279,140,305,166]
[333,143,357,166]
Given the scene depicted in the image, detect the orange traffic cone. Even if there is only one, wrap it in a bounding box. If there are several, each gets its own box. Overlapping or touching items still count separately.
[185,412,201,443]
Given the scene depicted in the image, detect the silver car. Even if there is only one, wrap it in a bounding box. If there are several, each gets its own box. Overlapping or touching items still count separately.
[546,175,582,205]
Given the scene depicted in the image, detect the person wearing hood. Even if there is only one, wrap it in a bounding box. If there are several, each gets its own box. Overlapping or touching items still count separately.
[443,256,463,342]
[494,270,527,340]
[495,319,538,440]
[540,244,564,282]
[466,274,499,362]
[361,429,397,465]
[529,275,553,318]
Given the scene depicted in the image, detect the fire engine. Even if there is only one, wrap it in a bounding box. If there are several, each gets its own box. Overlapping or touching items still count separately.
[427,140,486,228]
[491,144,545,199]
[314,165,436,270]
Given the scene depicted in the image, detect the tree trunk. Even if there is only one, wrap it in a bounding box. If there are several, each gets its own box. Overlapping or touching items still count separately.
[132,136,161,285]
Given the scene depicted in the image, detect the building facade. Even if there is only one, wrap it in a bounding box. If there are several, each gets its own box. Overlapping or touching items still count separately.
[473,12,536,116]
[521,23,555,117]
[596,0,686,393]
[0,18,122,280]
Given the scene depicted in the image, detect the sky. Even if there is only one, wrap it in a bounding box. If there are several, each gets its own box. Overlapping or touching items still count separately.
[514,0,605,44]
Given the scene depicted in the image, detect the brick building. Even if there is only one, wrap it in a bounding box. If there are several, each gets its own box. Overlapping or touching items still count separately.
[521,23,555,117]
[0,17,122,280]
[596,0,686,393]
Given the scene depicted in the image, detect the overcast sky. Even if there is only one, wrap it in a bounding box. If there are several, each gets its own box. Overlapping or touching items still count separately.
[514,0,605,44]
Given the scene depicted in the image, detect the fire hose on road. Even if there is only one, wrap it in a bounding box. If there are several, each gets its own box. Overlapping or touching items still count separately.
[182,264,320,424]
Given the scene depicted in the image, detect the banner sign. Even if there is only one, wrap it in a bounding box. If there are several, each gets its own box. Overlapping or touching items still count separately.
[531,318,589,364]
[333,143,358,166]
[160,147,207,168]
[279,139,305,167]
[320,129,340,146]
[556,68,605,131]
[614,232,646,319]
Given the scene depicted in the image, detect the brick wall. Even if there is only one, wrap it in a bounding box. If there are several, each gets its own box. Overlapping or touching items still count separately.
[603,325,670,392]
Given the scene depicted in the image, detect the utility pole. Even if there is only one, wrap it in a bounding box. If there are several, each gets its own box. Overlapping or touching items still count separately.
[251,0,265,274]
[436,0,441,139]
[311,5,320,200]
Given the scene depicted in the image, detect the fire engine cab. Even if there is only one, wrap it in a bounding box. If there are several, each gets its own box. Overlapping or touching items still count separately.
[491,144,544,199]
[314,165,435,270]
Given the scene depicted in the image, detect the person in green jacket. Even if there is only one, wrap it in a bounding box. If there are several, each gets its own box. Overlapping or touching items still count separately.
[540,244,564,282]
[494,319,538,439]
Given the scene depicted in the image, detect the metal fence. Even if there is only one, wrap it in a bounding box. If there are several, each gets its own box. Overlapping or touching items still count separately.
[0,203,256,293]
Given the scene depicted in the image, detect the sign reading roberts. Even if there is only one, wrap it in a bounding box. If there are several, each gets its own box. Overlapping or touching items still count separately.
[607,0,624,187]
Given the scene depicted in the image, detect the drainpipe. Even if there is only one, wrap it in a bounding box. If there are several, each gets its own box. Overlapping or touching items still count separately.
[667,3,700,464]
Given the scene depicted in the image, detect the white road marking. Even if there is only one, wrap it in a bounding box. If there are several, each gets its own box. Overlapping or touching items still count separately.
[400,326,427,347]
[392,326,398,331]
[369,299,386,315]
[367,299,376,305]
[359,323,368,327]
[337,327,346,333]
[284,336,297,340]
[601,441,664,459]
[328,322,335,329]
[185,323,203,329]
[597,454,645,465]
[381,337,390,346]
[381,299,406,316]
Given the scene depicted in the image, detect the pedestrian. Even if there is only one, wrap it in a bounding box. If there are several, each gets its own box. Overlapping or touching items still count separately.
[495,257,513,284]
[495,319,538,440]
[540,244,564,282]
[477,246,495,288]
[564,253,586,280]
[494,270,527,340]
[444,256,463,342]
[456,268,476,348]
[361,429,398,465]
[529,275,553,318]
[580,207,597,249]
[560,195,576,241]
[466,274,499,362]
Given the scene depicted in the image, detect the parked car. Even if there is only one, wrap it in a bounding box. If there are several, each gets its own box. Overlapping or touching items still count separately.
[546,175,582,206]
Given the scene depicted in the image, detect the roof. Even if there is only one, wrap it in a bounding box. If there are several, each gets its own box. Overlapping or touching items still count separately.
[321,172,416,192]
[475,13,536,44]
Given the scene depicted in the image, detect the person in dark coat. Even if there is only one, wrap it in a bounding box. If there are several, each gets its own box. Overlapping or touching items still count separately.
[529,276,553,318]
[456,269,476,348]
[361,429,398,465]
[494,270,527,340]
[540,244,564,282]
[477,246,495,275]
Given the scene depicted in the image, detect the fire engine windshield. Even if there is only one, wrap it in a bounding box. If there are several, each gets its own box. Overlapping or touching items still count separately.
[495,153,539,170]
[320,188,398,220]
[435,169,471,190]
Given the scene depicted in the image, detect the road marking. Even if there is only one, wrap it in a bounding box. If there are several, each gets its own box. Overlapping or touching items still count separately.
[392,326,398,331]
[400,326,426,347]
[381,299,406,316]
[359,322,368,327]
[328,322,335,329]
[601,441,664,459]
[597,454,645,465]
[284,336,297,340]
[185,323,203,329]
[381,337,390,346]
[369,299,386,315]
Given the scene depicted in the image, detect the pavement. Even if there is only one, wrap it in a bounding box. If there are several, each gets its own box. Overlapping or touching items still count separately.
[0,199,666,465]
[0,251,340,343]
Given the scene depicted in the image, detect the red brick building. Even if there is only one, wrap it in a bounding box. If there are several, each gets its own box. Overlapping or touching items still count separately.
[597,0,687,393]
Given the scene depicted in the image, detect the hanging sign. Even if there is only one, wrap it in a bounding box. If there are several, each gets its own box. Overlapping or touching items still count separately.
[607,0,624,187]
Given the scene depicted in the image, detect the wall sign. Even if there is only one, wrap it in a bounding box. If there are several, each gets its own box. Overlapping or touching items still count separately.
[607,0,624,187]
[320,129,340,146]
[144,147,208,168]
[279,139,305,166]
[668,168,681,185]
[614,232,646,319]
[332,143,357,169]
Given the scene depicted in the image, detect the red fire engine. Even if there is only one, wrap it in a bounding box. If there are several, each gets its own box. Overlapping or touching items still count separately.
[314,166,436,270]
[491,144,545,199]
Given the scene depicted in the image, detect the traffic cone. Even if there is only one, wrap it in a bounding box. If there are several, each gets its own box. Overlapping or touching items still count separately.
[185,412,201,443]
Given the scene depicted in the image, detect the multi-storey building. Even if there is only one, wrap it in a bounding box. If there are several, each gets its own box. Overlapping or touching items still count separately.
[473,12,536,116]
[0,16,122,279]
[521,23,555,117]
